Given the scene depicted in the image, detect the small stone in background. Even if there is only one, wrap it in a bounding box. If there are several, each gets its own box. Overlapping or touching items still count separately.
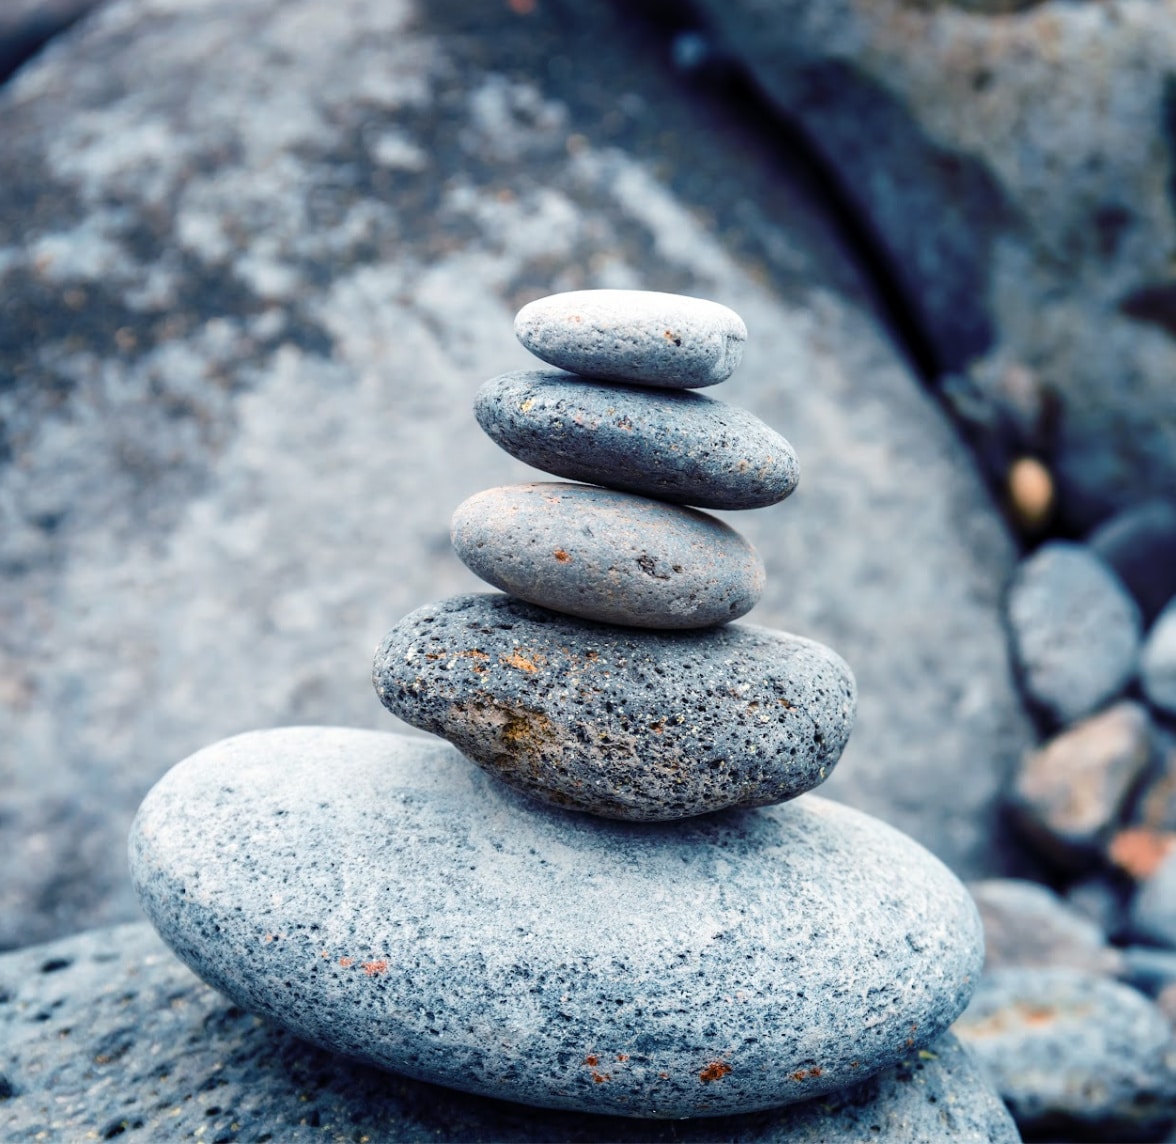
[1006,456,1054,535]
[1143,600,1176,717]
[968,878,1122,974]
[1120,946,1176,999]
[954,967,1176,1142]
[1110,827,1176,881]
[1066,875,1131,939]
[1089,499,1176,626]
[1006,541,1142,725]
[1008,700,1152,870]
[1130,850,1176,950]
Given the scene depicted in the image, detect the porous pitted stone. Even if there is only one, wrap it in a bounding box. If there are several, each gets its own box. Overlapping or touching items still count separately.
[130,726,983,1120]
[514,290,747,388]
[954,967,1176,1141]
[450,483,765,629]
[474,369,799,510]
[1006,541,1142,725]
[1008,700,1153,871]
[373,593,855,819]
[0,925,1016,1143]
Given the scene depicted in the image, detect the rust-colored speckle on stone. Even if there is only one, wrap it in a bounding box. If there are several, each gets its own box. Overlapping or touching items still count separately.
[591,1071,610,1083]
[339,957,354,968]
[1109,827,1176,880]
[362,959,388,976]
[616,1053,629,1062]
[583,1055,598,1067]
[553,549,572,563]
[778,697,794,709]
[500,650,545,673]
[649,721,665,734]
[663,329,683,347]
[790,1067,821,1081]
[699,1061,732,1083]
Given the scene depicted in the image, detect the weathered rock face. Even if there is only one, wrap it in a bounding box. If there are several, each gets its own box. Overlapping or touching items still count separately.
[0,0,1033,946]
[0,923,1018,1142]
[683,0,1176,527]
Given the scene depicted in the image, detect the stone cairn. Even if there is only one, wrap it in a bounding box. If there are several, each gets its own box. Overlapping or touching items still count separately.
[130,290,1005,1132]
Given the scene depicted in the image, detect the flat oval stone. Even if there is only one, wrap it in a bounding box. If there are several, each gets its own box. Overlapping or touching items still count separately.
[451,483,765,628]
[130,725,983,1119]
[514,290,747,388]
[474,370,799,510]
[373,593,855,819]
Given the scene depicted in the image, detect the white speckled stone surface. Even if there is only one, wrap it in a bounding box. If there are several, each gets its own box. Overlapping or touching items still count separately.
[451,483,765,628]
[129,726,984,1119]
[514,290,747,388]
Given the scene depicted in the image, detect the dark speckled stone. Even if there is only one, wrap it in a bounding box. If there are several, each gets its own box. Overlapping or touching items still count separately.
[129,726,984,1120]
[474,370,799,510]
[373,593,855,820]
[1,924,1015,1142]
[451,483,764,629]
[515,290,746,388]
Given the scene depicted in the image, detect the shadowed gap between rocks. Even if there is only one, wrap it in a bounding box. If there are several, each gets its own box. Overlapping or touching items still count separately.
[0,2,102,87]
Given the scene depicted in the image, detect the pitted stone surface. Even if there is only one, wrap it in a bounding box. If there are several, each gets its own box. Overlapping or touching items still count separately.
[0,925,1016,1143]
[130,726,983,1120]
[451,483,765,629]
[474,370,799,510]
[514,290,746,388]
[373,593,855,819]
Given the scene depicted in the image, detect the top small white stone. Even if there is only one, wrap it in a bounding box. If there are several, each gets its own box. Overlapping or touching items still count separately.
[514,289,747,388]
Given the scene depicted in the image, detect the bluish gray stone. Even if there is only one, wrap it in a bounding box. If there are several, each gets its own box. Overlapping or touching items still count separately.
[373,593,855,820]
[514,290,746,388]
[0,925,1017,1144]
[954,967,1176,1141]
[1142,599,1176,717]
[473,370,799,511]
[1120,945,1176,998]
[1130,849,1176,950]
[129,726,983,1120]
[968,878,1122,975]
[1090,499,1176,626]
[451,483,765,629]
[1006,541,1142,725]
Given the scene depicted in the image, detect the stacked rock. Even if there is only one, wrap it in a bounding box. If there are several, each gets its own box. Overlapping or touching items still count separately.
[129,290,1011,1135]
[377,290,855,821]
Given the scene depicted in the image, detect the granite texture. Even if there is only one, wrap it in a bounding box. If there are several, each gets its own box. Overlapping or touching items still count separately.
[373,593,855,819]
[955,967,1176,1141]
[129,725,984,1119]
[514,290,746,388]
[451,483,765,629]
[1006,541,1142,725]
[0,924,1017,1143]
[968,878,1123,975]
[1143,600,1176,717]
[0,0,1038,945]
[474,369,799,510]
[683,0,1176,528]
[1008,700,1153,871]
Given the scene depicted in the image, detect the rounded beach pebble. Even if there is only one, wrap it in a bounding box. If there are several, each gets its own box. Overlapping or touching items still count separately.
[954,967,1176,1140]
[130,725,983,1119]
[451,483,764,629]
[514,290,747,388]
[474,370,799,510]
[1006,541,1142,725]
[373,593,854,819]
[1142,598,1176,716]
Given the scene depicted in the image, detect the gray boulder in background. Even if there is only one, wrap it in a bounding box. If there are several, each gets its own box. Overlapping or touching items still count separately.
[681,0,1176,528]
[0,0,1034,948]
